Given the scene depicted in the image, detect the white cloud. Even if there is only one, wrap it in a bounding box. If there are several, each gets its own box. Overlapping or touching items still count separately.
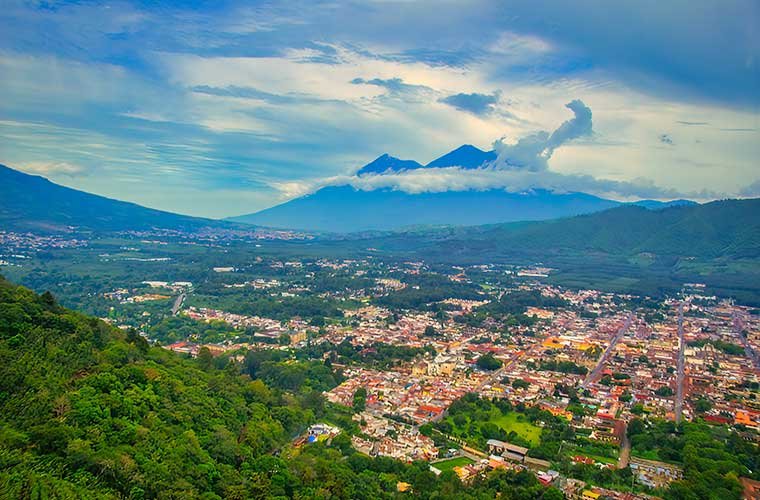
[16,161,86,176]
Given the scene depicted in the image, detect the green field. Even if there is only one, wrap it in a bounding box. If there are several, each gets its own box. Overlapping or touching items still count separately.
[491,412,542,446]
[432,456,475,472]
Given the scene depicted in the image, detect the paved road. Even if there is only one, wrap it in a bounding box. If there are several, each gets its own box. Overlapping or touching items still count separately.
[734,310,760,370]
[171,293,186,316]
[674,303,685,424]
[582,314,634,389]
[618,422,631,469]
[476,350,526,392]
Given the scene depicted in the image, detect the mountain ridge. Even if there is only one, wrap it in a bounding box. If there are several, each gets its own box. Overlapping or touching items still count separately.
[0,164,237,233]
[229,144,696,232]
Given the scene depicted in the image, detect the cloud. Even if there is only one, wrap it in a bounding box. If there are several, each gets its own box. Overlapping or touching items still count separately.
[659,134,674,145]
[491,99,593,171]
[272,100,718,202]
[190,84,343,106]
[1,2,757,217]
[285,164,715,201]
[350,77,431,96]
[17,161,86,176]
[739,179,760,198]
[439,91,500,115]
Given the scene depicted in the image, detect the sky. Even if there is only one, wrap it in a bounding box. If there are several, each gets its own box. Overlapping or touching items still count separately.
[1,0,758,218]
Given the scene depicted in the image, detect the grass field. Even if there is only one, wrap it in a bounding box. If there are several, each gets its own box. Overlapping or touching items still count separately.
[491,412,542,446]
[432,456,475,472]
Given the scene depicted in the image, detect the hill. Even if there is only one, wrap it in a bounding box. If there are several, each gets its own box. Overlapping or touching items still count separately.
[229,145,693,232]
[353,198,760,303]
[0,275,563,499]
[417,198,760,259]
[230,185,626,232]
[0,164,232,233]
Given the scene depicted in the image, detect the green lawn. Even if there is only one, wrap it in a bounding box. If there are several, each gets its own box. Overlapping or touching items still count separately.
[491,412,542,446]
[432,456,475,472]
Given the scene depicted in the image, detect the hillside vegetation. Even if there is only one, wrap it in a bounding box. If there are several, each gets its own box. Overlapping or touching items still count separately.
[0,275,560,499]
[0,164,227,233]
[366,198,760,304]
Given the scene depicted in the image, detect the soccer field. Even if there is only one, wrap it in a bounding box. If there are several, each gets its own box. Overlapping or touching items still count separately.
[432,456,475,472]
[491,412,542,446]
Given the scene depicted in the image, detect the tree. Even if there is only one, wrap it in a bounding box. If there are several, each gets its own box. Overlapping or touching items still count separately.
[693,397,712,413]
[476,353,502,371]
[353,387,367,413]
[627,418,646,437]
[512,379,530,390]
[197,347,213,370]
[423,325,439,337]
[655,386,674,397]
[631,403,645,415]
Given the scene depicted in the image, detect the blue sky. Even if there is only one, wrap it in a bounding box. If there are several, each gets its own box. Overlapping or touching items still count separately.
[1,0,758,217]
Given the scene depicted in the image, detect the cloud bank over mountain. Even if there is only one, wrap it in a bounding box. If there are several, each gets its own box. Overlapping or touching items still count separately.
[0,0,757,216]
[276,100,717,201]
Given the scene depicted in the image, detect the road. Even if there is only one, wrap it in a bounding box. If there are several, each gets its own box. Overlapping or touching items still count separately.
[733,310,760,370]
[476,349,526,392]
[171,293,186,316]
[674,303,685,424]
[581,313,634,389]
[618,422,631,469]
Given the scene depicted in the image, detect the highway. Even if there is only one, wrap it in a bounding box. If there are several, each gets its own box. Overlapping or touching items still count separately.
[674,303,685,424]
[581,313,634,389]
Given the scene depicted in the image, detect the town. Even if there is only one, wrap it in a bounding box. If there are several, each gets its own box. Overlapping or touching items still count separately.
[1,229,758,498]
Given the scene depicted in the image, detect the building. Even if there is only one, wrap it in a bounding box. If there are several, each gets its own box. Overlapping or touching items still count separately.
[486,439,528,463]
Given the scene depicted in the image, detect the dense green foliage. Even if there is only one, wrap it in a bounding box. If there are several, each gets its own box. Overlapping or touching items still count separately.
[374,273,483,310]
[686,339,745,356]
[476,353,502,371]
[0,276,319,498]
[364,199,760,305]
[192,289,345,322]
[478,290,568,317]
[323,339,435,369]
[149,315,240,344]
[536,359,588,375]
[434,395,550,450]
[0,276,570,499]
[628,419,758,499]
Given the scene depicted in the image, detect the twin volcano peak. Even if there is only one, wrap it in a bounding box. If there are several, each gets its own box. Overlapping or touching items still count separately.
[356,144,497,176]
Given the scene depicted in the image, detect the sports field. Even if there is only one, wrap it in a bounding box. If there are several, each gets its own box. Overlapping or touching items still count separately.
[432,456,475,472]
[491,412,542,446]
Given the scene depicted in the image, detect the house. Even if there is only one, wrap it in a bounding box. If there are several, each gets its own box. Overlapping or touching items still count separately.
[486,439,528,462]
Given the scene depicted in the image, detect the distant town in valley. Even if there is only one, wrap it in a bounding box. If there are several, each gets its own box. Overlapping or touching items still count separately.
[2,1,758,498]
[1,208,759,498]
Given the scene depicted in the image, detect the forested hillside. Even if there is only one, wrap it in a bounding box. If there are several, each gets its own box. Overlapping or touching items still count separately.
[0,164,230,233]
[385,198,760,260]
[0,275,560,499]
[364,198,760,304]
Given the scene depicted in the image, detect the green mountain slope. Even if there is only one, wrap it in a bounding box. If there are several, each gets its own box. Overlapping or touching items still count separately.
[416,198,760,259]
[359,198,760,303]
[0,276,561,499]
[0,164,231,233]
